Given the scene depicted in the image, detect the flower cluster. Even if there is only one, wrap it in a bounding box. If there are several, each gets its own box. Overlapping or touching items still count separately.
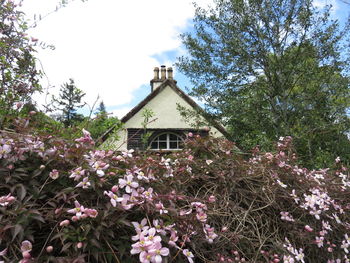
[65,200,98,221]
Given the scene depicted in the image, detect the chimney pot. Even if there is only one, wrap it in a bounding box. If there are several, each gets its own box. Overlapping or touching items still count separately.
[153,67,159,80]
[160,65,166,80]
[167,67,173,80]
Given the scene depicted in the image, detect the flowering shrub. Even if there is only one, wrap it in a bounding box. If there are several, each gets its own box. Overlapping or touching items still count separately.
[0,128,349,262]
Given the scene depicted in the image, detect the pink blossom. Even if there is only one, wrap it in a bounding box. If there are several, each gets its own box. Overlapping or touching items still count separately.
[0,193,16,206]
[155,202,168,214]
[119,174,139,193]
[168,230,179,247]
[196,212,208,222]
[49,169,59,179]
[21,240,32,252]
[139,251,153,263]
[46,246,53,253]
[122,149,134,158]
[92,161,109,177]
[132,218,149,233]
[0,144,11,159]
[76,177,91,189]
[148,242,169,263]
[130,237,153,255]
[67,201,85,219]
[75,129,94,145]
[84,208,98,218]
[69,167,85,181]
[104,191,123,207]
[280,212,294,222]
[153,219,166,235]
[183,249,194,263]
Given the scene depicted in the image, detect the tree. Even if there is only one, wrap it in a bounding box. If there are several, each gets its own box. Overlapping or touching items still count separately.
[52,78,86,127]
[177,0,350,167]
[0,0,41,128]
[95,101,107,117]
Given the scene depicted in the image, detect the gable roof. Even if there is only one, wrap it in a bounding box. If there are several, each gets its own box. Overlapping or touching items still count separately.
[100,79,230,142]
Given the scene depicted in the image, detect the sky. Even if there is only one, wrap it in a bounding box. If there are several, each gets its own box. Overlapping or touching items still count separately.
[21,0,349,118]
[22,0,212,118]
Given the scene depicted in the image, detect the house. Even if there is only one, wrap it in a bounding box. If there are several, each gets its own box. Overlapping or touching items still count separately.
[102,66,228,151]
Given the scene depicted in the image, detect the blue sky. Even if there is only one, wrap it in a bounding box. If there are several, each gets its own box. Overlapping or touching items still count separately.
[22,0,349,118]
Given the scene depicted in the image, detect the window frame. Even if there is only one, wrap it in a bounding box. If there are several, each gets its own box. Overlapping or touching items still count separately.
[149,132,184,150]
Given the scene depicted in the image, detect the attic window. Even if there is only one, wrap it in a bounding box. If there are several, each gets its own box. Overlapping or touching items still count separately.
[149,132,183,150]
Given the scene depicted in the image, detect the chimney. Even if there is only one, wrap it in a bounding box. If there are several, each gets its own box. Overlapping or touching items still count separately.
[150,65,177,92]
[167,67,173,80]
[160,65,166,80]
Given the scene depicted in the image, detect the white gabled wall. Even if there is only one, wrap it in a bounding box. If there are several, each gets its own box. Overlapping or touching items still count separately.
[103,84,224,151]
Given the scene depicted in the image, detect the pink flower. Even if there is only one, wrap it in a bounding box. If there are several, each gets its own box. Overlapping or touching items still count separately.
[76,177,91,189]
[0,144,11,158]
[75,129,94,145]
[155,202,168,214]
[131,236,153,255]
[196,212,207,222]
[119,174,139,193]
[69,167,85,181]
[148,242,169,263]
[183,249,194,263]
[146,228,162,243]
[21,240,32,253]
[49,169,59,179]
[0,193,16,206]
[85,208,98,218]
[132,218,149,233]
[46,246,53,253]
[67,201,85,219]
[92,161,109,177]
[104,191,123,207]
[122,149,134,158]
[168,230,179,247]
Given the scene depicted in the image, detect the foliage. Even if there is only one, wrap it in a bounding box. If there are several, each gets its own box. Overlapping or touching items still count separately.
[86,115,120,141]
[51,79,86,127]
[177,0,350,167]
[0,0,41,129]
[141,108,155,149]
[1,123,350,262]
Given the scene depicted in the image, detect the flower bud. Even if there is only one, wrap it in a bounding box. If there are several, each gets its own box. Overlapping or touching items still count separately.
[111,185,118,193]
[59,219,70,227]
[76,242,83,249]
[22,251,31,259]
[208,195,216,203]
[46,246,53,253]
[304,225,313,232]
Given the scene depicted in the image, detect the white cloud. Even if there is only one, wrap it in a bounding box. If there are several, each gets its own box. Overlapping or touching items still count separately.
[20,0,212,110]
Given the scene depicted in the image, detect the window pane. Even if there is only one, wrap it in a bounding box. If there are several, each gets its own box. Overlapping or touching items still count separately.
[169,134,178,140]
[170,141,178,149]
[151,141,158,149]
[159,141,167,149]
[159,134,167,140]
